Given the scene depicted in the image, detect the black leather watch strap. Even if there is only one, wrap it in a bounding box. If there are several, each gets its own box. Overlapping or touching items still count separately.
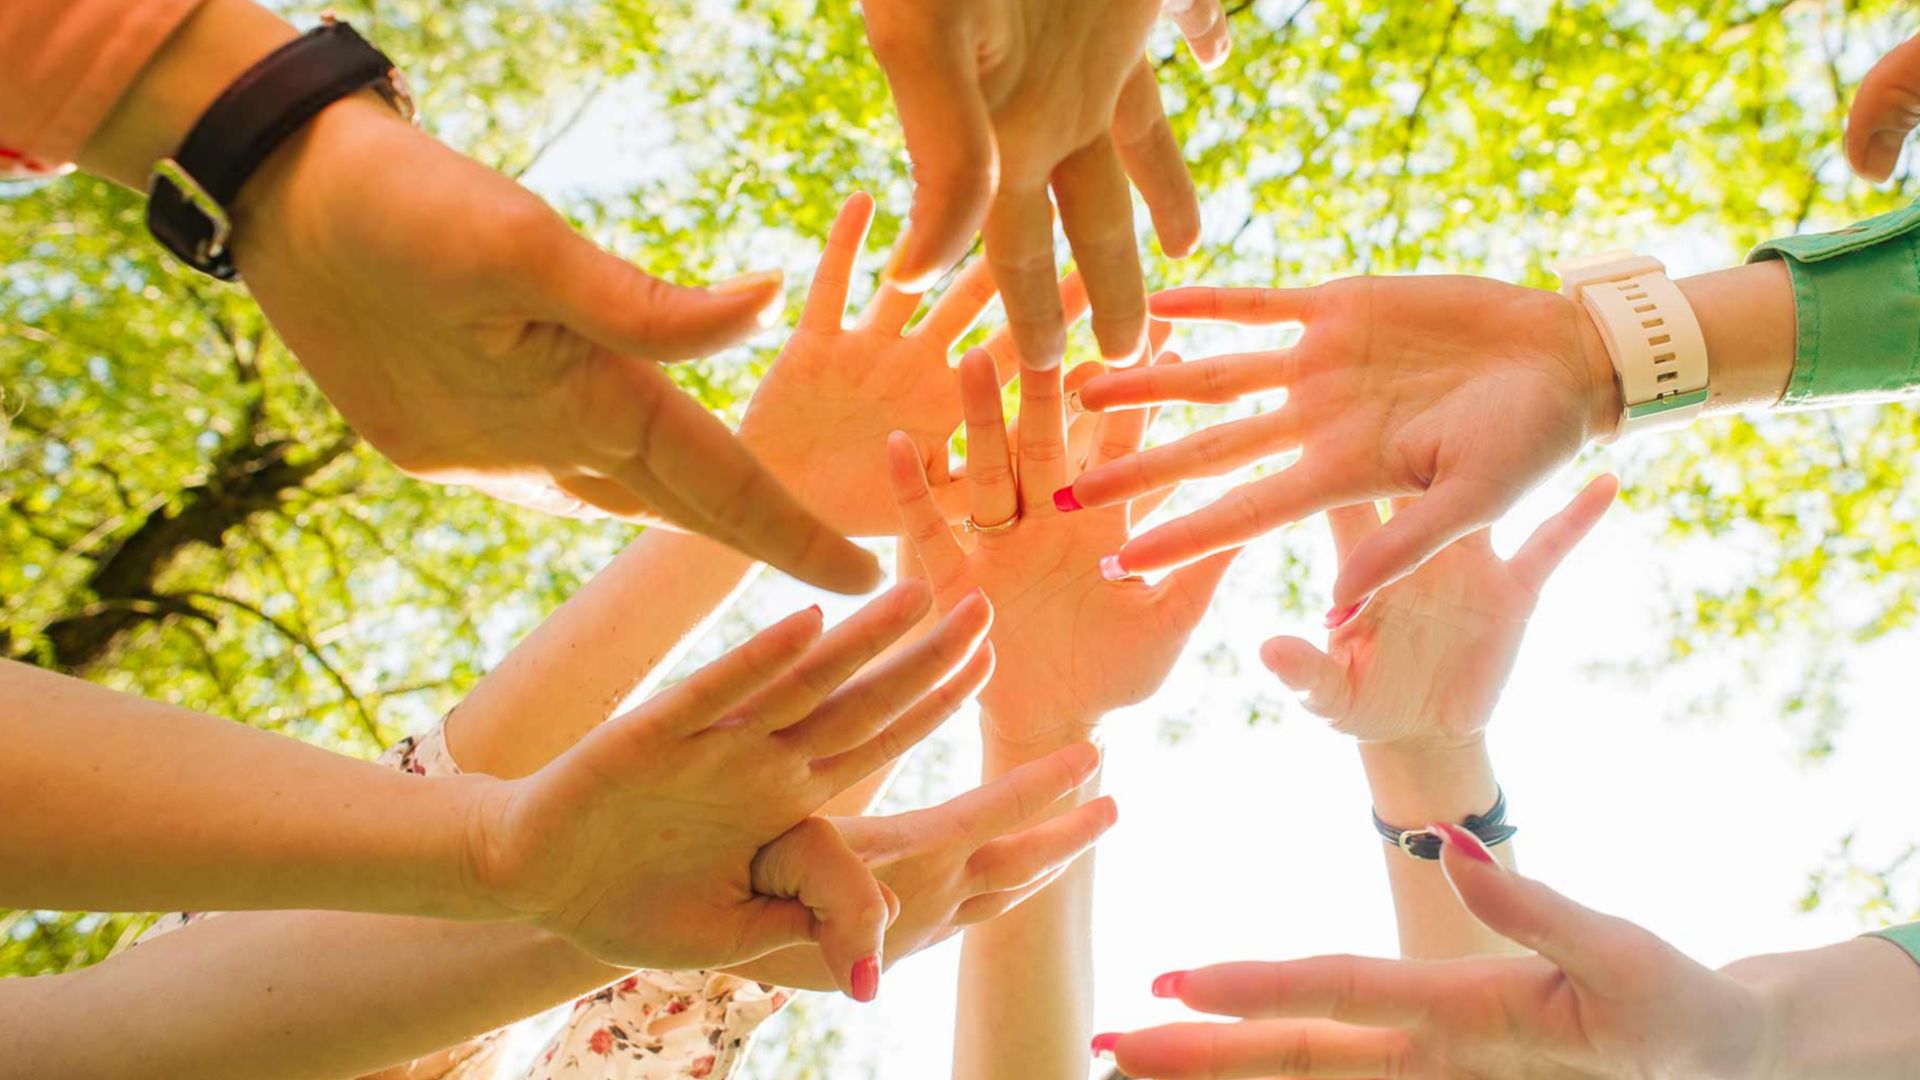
[1373,787,1516,861]
[146,16,413,280]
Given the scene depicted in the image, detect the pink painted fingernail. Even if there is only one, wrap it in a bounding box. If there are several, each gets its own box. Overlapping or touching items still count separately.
[1323,595,1372,629]
[850,955,880,1003]
[1432,822,1497,865]
[1151,970,1188,998]
[806,604,822,618]
[1053,486,1084,513]
[1090,1033,1120,1060]
[1099,554,1129,581]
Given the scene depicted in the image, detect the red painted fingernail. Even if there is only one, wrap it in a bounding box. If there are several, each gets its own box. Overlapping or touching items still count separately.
[1090,1033,1120,1060]
[1433,822,1496,865]
[1099,554,1129,581]
[850,955,880,1002]
[1151,970,1188,998]
[1323,594,1372,629]
[1053,486,1084,513]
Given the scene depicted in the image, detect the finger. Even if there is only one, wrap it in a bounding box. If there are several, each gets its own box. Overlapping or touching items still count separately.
[1331,475,1520,608]
[916,257,1001,347]
[862,282,925,336]
[1505,474,1618,593]
[950,864,1069,925]
[618,606,824,739]
[969,793,1117,893]
[1258,636,1350,718]
[959,348,1019,529]
[1150,547,1243,627]
[1172,955,1452,1024]
[888,430,969,586]
[1128,482,1181,526]
[952,742,1103,850]
[733,580,934,734]
[784,589,993,755]
[1071,408,1302,510]
[869,18,996,290]
[1846,31,1920,182]
[1112,59,1202,258]
[549,233,785,362]
[813,640,997,790]
[986,271,1088,383]
[1149,285,1316,326]
[555,462,700,527]
[1436,823,1639,993]
[603,362,881,594]
[1079,348,1294,410]
[1054,134,1149,361]
[1087,349,1178,467]
[800,192,878,331]
[746,817,890,1000]
[1326,502,1385,563]
[1017,360,1072,508]
[1110,460,1353,577]
[1165,0,1233,69]
[985,182,1068,371]
[1106,1019,1414,1079]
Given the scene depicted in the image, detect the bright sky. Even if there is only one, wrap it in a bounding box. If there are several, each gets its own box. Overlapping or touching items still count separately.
[503,63,1919,1080]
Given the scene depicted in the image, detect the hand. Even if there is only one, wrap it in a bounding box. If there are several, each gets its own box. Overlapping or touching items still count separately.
[1846,30,1920,182]
[1098,827,1772,1079]
[471,581,993,1000]
[739,192,1089,536]
[887,347,1238,744]
[862,0,1217,370]
[1262,477,1616,745]
[1063,276,1622,614]
[229,95,879,594]
[729,741,1118,990]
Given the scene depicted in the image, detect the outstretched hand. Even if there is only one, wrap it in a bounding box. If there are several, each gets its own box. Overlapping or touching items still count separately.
[470,581,992,1001]
[862,0,1225,371]
[1062,276,1620,615]
[1847,30,1920,182]
[231,95,878,593]
[1099,827,1770,1079]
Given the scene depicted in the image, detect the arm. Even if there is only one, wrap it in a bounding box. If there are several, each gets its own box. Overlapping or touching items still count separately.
[887,346,1235,1079]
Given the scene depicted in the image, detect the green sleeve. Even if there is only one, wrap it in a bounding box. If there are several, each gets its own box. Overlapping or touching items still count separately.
[1747,202,1920,406]
[1865,922,1920,968]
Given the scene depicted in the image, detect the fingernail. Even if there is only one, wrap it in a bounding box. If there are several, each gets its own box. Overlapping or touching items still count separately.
[1053,486,1084,513]
[712,269,783,295]
[806,604,822,618]
[850,955,880,1003]
[1090,1033,1120,1060]
[1065,389,1086,414]
[1323,595,1371,629]
[1151,970,1188,998]
[1099,553,1129,581]
[1433,822,1497,865]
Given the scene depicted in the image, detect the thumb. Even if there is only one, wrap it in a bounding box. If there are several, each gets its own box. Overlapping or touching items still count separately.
[1333,476,1511,608]
[748,818,892,1003]
[548,232,786,362]
[1434,823,1636,994]
[1258,635,1350,718]
[1847,32,1920,182]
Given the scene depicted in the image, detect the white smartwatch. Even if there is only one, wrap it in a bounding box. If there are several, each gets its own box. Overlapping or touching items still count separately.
[1554,250,1709,440]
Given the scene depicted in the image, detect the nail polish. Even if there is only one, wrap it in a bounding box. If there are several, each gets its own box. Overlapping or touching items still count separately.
[1053,486,1084,513]
[850,955,880,1003]
[1432,822,1497,865]
[1099,554,1129,581]
[1090,1033,1120,1061]
[806,604,822,618]
[1151,970,1188,999]
[1324,596,1371,630]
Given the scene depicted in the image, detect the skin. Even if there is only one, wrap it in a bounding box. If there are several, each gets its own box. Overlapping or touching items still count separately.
[77,0,877,593]
[862,0,1230,371]
[888,346,1238,1079]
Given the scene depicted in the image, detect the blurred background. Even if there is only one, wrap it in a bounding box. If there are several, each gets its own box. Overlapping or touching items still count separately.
[3,0,1916,1076]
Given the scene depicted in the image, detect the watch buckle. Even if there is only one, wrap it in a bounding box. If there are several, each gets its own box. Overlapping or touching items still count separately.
[151,157,231,264]
[1396,828,1437,857]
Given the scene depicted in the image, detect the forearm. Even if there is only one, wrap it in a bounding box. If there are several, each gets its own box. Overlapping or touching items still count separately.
[1357,736,1520,959]
[1681,259,1796,415]
[0,659,498,920]
[448,527,759,778]
[0,909,622,1080]
[1729,936,1920,1080]
[954,723,1102,1080]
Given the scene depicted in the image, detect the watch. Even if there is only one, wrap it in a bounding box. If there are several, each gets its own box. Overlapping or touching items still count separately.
[1555,250,1709,440]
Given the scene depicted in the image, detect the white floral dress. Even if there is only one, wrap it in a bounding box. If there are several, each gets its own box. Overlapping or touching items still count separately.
[134,723,791,1080]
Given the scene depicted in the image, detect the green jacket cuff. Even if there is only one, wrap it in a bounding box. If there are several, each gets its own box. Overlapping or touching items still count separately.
[1865,922,1920,969]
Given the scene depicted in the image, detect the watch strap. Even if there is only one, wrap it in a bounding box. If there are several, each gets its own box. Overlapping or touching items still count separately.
[146,17,413,280]
[1373,787,1516,861]
[1556,250,1710,440]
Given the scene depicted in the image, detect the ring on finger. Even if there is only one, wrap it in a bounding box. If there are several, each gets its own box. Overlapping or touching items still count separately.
[961,511,1019,536]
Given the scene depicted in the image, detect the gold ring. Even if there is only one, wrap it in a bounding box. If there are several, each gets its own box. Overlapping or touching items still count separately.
[961,511,1019,535]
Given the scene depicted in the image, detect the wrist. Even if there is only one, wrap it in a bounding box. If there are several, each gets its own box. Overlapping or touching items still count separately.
[980,708,1104,770]
[1358,734,1498,827]
[438,772,523,922]
[1567,296,1624,444]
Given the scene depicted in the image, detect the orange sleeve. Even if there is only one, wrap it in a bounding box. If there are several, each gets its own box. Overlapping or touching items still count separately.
[0,0,209,177]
